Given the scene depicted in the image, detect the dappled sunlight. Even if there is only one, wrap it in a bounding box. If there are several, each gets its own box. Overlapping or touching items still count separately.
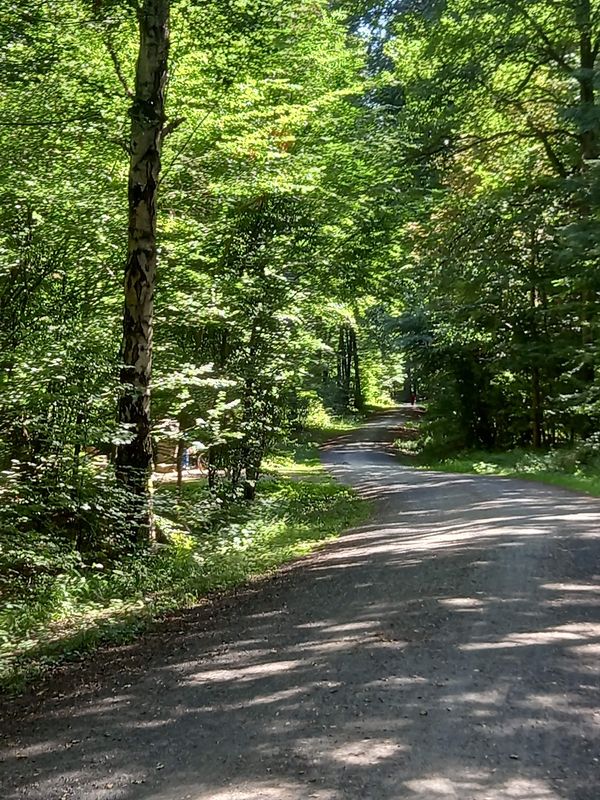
[569,641,600,657]
[460,622,600,651]
[444,688,507,705]
[132,718,179,730]
[2,411,599,799]
[231,686,311,708]
[492,778,564,799]
[440,597,486,609]
[182,659,304,685]
[403,776,461,797]
[318,620,381,634]
[328,738,407,765]
[404,775,563,799]
[542,582,600,593]
[175,784,339,800]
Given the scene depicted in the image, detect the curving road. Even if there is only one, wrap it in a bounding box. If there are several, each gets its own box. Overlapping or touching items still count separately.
[1,409,599,799]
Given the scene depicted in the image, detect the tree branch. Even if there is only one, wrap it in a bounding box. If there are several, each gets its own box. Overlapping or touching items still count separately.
[104,34,133,98]
[534,130,568,177]
[510,2,575,74]
[407,128,571,173]
[477,76,574,177]
[0,115,101,127]
[161,116,185,139]
[159,110,213,184]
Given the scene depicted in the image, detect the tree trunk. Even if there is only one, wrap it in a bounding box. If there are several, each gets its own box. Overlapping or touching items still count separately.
[345,328,352,399]
[349,326,363,409]
[337,324,361,410]
[115,0,170,542]
[577,0,598,163]
[337,326,348,406]
[531,366,542,448]
[176,436,184,498]
[529,283,543,448]
[243,462,259,501]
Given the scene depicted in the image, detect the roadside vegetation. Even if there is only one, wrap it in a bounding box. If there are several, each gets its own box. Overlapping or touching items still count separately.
[0,410,368,692]
[396,411,600,499]
[4,0,600,691]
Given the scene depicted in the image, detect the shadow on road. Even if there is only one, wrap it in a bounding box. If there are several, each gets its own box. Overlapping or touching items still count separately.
[1,411,599,799]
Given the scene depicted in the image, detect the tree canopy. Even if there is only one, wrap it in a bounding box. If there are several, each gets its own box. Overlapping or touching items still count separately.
[2,0,600,656]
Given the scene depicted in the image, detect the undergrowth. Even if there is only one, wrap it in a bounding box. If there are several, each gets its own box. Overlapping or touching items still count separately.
[395,420,600,498]
[0,417,368,692]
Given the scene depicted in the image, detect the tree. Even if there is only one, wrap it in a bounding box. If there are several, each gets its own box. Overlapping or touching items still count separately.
[368,0,600,450]
[115,0,171,540]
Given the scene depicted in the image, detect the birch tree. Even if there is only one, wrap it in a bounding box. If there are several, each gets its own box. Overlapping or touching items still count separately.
[115,0,171,540]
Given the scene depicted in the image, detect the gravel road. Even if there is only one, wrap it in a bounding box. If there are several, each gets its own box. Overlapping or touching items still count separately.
[1,408,599,799]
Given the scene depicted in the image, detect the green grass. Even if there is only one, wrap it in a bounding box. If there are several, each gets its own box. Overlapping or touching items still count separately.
[414,448,600,497]
[263,416,360,478]
[0,424,368,692]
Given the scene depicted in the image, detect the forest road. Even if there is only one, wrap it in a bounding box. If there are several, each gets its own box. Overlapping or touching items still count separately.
[1,408,599,800]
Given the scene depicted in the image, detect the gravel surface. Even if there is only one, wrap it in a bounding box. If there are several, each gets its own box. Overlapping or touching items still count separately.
[1,408,599,799]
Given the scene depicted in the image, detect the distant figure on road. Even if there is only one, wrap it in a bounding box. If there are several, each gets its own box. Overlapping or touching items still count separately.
[410,392,417,406]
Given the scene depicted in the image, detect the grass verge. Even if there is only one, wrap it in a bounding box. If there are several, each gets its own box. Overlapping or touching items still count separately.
[394,422,600,498]
[414,449,600,497]
[0,424,368,693]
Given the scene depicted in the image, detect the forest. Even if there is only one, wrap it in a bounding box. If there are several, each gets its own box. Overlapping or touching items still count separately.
[2,0,600,683]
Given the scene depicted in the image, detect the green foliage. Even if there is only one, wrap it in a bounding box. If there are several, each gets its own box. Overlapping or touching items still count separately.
[0,2,384,515]
[0,438,368,690]
[416,445,600,499]
[5,0,600,685]
[380,0,600,452]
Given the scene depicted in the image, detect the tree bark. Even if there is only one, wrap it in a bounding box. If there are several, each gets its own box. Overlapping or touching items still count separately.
[573,1,598,383]
[349,326,364,409]
[577,0,598,163]
[176,436,185,498]
[337,324,361,410]
[531,366,542,448]
[115,0,170,542]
